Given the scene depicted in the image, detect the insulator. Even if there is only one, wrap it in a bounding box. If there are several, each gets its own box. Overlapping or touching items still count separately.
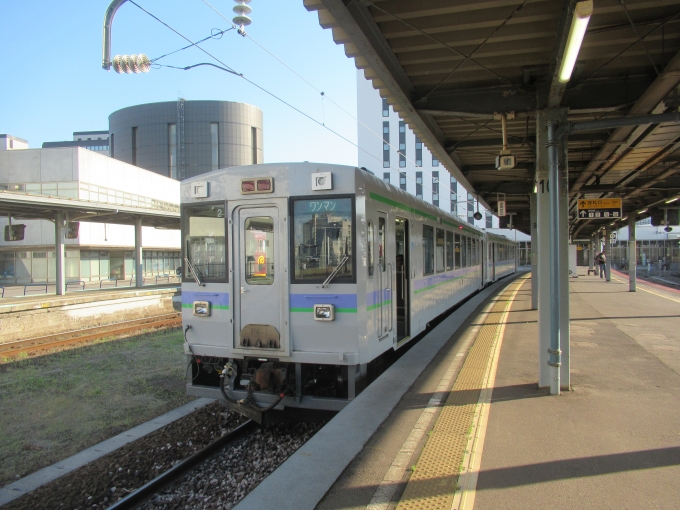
[233,14,252,26]
[233,0,252,26]
[112,54,151,74]
[112,55,124,74]
[122,55,132,74]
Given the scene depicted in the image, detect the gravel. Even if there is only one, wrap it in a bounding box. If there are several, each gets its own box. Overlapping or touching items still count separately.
[4,401,325,510]
[142,421,324,510]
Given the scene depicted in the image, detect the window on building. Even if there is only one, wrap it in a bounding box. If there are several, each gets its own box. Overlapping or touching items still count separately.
[432,154,439,166]
[383,122,390,168]
[382,98,389,117]
[110,133,114,158]
[432,171,439,207]
[399,172,406,191]
[486,211,493,228]
[399,121,406,167]
[383,172,390,184]
[168,124,177,179]
[251,126,258,164]
[415,136,422,167]
[416,171,423,198]
[131,127,138,166]
[450,177,457,215]
[211,123,219,171]
[467,192,474,224]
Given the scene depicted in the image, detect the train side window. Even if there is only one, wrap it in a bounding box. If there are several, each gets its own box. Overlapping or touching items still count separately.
[423,225,434,275]
[378,217,386,272]
[367,221,374,278]
[182,203,228,282]
[454,233,461,269]
[291,196,354,284]
[461,235,467,268]
[435,228,445,273]
[467,238,472,267]
[445,231,453,270]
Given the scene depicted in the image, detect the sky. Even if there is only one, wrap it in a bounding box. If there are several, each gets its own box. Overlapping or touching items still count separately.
[0,0,359,166]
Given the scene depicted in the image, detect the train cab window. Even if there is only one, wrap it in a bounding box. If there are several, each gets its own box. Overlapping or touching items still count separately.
[446,231,453,270]
[367,221,374,278]
[435,229,445,273]
[423,225,435,275]
[291,197,354,283]
[454,233,461,269]
[182,204,227,282]
[244,217,274,285]
[378,217,386,272]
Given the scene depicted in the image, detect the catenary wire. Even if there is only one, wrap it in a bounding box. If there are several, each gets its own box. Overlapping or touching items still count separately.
[197,0,462,202]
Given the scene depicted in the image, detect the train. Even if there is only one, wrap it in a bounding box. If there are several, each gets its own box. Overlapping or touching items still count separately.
[180,163,517,421]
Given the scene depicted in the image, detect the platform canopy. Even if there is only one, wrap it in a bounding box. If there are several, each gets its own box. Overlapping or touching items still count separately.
[305,0,680,237]
[0,190,179,229]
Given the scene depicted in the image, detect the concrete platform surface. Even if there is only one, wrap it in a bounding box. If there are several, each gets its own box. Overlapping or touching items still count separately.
[474,271,680,509]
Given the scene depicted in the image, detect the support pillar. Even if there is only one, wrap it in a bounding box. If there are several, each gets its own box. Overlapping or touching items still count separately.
[55,212,65,296]
[536,109,570,392]
[605,226,611,282]
[628,216,636,291]
[589,234,595,271]
[530,192,538,310]
[135,217,143,288]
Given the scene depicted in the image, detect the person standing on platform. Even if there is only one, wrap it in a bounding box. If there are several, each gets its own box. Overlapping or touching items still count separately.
[595,250,606,279]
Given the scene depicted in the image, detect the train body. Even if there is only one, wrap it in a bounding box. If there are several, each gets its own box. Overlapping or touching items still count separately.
[180,163,517,419]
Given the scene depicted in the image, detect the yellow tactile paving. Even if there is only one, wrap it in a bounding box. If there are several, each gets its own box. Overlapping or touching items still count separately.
[397,278,525,510]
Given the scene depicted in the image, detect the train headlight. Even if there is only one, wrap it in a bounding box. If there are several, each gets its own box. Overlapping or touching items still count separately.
[314,304,335,321]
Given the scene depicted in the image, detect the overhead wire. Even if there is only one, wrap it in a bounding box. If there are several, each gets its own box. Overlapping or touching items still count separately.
[197,0,464,202]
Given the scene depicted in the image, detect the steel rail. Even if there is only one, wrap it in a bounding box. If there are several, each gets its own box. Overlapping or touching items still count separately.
[107,419,256,510]
[0,314,181,358]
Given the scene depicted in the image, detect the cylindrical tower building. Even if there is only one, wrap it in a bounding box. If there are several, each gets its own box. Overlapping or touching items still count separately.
[109,100,263,180]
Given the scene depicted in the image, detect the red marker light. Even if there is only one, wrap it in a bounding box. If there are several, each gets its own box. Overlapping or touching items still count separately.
[459,225,463,230]
[241,180,255,193]
[257,179,271,191]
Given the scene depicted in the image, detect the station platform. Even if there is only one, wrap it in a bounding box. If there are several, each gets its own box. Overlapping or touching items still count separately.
[236,269,680,510]
[0,284,180,342]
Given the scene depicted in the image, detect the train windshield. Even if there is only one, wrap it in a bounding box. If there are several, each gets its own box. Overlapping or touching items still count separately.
[183,204,227,282]
[292,197,354,283]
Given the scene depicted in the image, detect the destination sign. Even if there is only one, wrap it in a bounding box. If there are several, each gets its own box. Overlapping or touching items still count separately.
[577,198,622,220]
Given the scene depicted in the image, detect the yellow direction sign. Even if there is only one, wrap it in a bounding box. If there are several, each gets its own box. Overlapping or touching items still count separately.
[577,198,623,220]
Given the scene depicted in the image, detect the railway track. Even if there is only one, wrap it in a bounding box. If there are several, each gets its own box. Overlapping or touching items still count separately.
[0,313,182,359]
[107,420,257,510]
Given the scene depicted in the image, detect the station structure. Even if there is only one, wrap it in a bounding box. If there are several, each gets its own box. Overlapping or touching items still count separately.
[304,0,680,393]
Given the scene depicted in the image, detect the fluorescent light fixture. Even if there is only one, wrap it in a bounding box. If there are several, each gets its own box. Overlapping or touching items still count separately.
[637,208,647,214]
[621,216,628,222]
[559,0,593,83]
[665,197,679,204]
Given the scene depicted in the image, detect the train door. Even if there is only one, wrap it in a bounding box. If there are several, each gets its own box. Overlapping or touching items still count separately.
[376,213,392,340]
[395,217,410,343]
[232,201,287,354]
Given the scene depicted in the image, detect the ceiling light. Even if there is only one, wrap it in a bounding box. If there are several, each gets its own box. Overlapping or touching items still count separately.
[665,197,679,204]
[637,208,647,214]
[559,0,593,83]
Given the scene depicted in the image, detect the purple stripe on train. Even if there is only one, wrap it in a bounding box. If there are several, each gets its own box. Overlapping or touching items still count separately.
[290,293,358,309]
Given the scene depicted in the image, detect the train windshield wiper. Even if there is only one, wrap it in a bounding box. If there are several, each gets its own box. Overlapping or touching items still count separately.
[322,255,349,288]
[185,241,205,286]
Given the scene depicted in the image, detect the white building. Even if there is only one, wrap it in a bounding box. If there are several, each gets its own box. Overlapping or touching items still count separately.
[42,130,110,155]
[0,134,29,151]
[0,145,180,284]
[356,71,498,229]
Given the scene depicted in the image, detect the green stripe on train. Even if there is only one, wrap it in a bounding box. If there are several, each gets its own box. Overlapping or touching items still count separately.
[182,304,230,309]
[366,299,393,311]
[290,307,357,313]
